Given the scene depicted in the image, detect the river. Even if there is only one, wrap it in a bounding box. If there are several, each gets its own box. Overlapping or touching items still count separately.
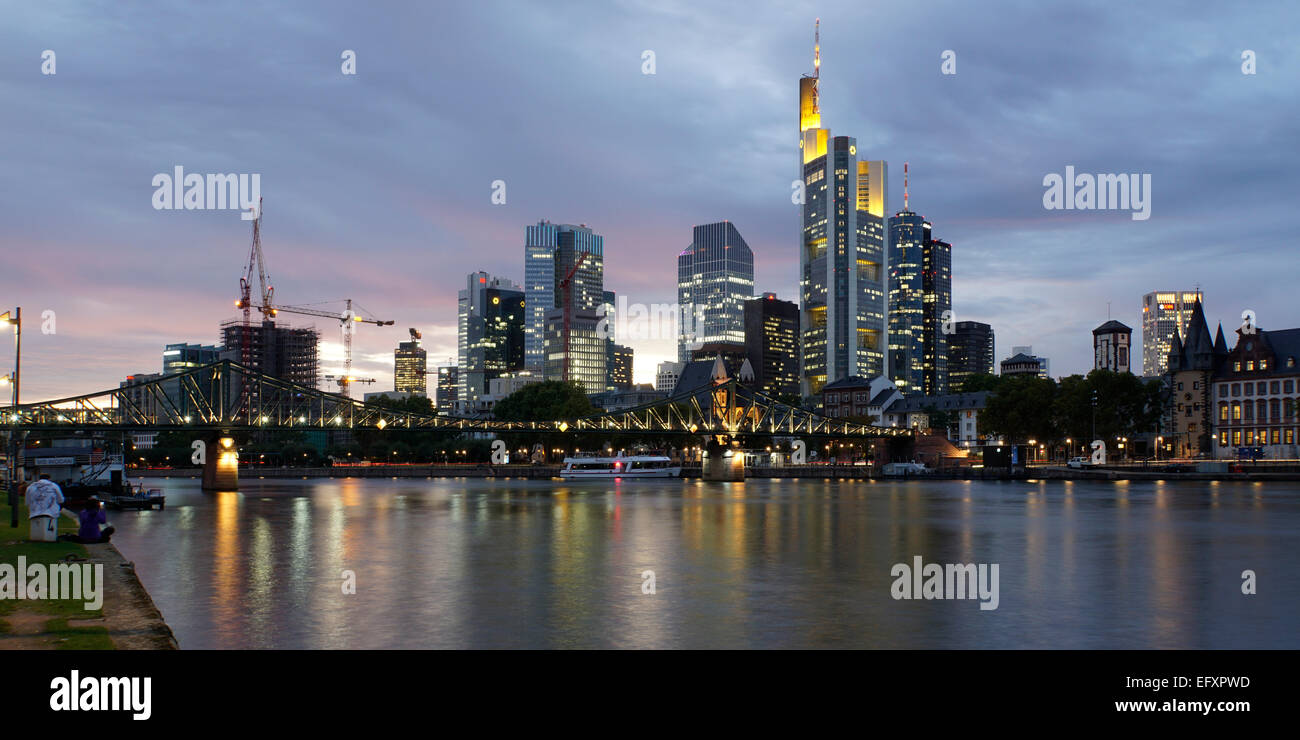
[109,476,1300,649]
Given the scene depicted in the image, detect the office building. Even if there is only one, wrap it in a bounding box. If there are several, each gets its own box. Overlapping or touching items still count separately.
[543,308,606,394]
[435,365,458,414]
[163,343,220,375]
[394,339,427,395]
[677,221,754,362]
[887,170,951,397]
[524,221,604,372]
[458,272,525,404]
[948,321,995,390]
[798,24,887,394]
[1211,324,1300,458]
[655,361,684,395]
[607,343,633,391]
[744,293,800,398]
[1093,320,1132,373]
[1142,290,1204,377]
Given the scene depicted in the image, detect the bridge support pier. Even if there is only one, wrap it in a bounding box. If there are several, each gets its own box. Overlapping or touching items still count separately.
[202,435,239,491]
[701,438,745,481]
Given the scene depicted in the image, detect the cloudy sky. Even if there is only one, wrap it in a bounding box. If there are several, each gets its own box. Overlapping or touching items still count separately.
[1,0,1296,401]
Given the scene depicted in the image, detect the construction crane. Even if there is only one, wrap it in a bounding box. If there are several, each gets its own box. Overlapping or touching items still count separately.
[323,374,377,395]
[409,328,422,341]
[269,300,394,398]
[558,251,589,383]
[233,198,394,398]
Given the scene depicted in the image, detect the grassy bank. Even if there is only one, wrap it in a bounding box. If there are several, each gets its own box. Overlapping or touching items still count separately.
[0,498,114,649]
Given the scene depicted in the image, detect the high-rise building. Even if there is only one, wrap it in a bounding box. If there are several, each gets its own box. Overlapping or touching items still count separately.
[677,221,754,362]
[744,293,800,398]
[435,365,458,414]
[887,170,951,397]
[1093,320,1132,373]
[1142,290,1204,377]
[458,272,525,404]
[607,343,633,391]
[162,343,220,375]
[394,339,427,395]
[543,308,606,394]
[798,26,887,395]
[1002,347,1050,378]
[220,319,319,387]
[655,361,684,395]
[948,321,995,389]
[524,221,604,372]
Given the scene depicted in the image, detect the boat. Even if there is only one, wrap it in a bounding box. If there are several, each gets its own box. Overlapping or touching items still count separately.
[106,482,166,511]
[560,453,682,479]
[881,462,931,477]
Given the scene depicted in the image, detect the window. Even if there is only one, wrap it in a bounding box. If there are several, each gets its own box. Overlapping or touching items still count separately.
[1219,385,1228,398]
[1244,384,1254,396]
[1232,383,1241,397]
[1257,399,1267,421]
[1287,429,1295,445]
[1219,403,1229,422]
[1234,362,1241,372]
[1246,360,1255,371]
[1286,380,1295,393]
[1271,429,1280,444]
[1261,360,1268,371]
[1232,402,1241,421]
[1258,382,1267,394]
[1271,381,1281,394]
[1244,402,1253,421]
[1232,431,1241,446]
[1270,399,1280,421]
[1177,382,1184,391]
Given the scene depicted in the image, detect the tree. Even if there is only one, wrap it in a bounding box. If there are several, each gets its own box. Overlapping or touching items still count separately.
[959,373,1002,393]
[979,374,1058,444]
[492,380,594,421]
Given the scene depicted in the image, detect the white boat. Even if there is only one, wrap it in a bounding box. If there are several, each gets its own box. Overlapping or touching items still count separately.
[560,454,682,479]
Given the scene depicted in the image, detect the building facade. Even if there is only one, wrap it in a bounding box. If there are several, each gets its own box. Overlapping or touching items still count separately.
[887,210,951,396]
[677,221,754,363]
[220,319,319,388]
[458,272,525,404]
[655,361,684,395]
[948,321,995,390]
[798,33,887,395]
[1092,320,1132,373]
[394,339,427,395]
[743,294,800,399]
[1164,299,1225,458]
[607,343,633,391]
[543,308,606,394]
[524,221,605,372]
[435,365,458,414]
[163,343,220,375]
[1143,290,1203,377]
[1211,327,1300,458]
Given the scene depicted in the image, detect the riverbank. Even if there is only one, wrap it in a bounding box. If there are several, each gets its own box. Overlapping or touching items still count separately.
[0,499,178,650]
[135,462,1300,483]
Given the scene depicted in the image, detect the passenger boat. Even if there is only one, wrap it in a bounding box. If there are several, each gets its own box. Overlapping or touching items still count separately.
[560,453,682,479]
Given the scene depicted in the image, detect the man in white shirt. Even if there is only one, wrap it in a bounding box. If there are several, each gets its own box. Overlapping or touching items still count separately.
[24,472,64,541]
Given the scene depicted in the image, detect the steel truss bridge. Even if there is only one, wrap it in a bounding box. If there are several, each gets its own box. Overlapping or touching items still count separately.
[3,360,910,439]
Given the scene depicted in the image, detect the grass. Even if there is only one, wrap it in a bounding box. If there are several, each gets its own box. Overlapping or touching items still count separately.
[1,496,114,648]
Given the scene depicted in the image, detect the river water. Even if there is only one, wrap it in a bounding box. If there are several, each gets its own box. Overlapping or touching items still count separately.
[110,476,1299,649]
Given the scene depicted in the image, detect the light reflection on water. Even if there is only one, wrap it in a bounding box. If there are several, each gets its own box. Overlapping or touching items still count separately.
[107,477,1300,649]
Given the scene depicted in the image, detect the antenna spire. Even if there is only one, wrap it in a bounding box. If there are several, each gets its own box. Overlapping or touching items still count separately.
[904,161,910,211]
[814,18,820,78]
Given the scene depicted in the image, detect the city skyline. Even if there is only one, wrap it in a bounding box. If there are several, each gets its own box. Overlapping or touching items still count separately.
[1,2,1295,401]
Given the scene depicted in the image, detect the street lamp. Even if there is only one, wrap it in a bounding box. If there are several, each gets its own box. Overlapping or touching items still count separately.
[2,309,19,529]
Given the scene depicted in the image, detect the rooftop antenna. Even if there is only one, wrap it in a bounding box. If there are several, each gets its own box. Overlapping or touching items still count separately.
[904,161,910,211]
[814,18,820,79]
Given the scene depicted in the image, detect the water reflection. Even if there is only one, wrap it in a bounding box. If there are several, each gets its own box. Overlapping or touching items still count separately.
[108,477,1300,649]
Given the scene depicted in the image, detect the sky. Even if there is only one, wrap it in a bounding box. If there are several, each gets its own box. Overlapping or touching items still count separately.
[0,0,1297,402]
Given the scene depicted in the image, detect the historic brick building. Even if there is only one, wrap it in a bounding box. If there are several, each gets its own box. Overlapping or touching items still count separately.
[1163,299,1226,458]
[1211,326,1300,458]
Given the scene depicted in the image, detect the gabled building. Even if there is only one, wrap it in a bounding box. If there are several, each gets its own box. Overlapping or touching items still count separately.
[1211,325,1300,458]
[1163,298,1227,458]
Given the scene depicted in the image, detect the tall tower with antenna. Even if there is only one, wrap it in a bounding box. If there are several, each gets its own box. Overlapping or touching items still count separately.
[797,19,889,395]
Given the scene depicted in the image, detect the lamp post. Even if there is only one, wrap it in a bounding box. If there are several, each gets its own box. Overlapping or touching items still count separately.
[2,308,18,529]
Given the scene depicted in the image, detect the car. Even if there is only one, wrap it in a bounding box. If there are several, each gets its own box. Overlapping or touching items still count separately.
[1067,456,1090,469]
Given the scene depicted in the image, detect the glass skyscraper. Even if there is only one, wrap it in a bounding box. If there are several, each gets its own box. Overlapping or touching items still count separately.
[524,221,604,373]
[888,208,951,396]
[1142,290,1204,377]
[797,39,887,395]
[394,339,427,395]
[458,271,525,403]
[677,222,754,363]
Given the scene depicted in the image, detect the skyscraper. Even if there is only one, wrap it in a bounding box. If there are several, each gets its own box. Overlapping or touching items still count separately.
[544,308,606,394]
[436,365,458,414]
[458,272,525,404]
[677,221,754,362]
[922,236,952,396]
[1142,290,1204,377]
[524,221,604,372]
[744,293,800,398]
[798,24,887,395]
[887,167,951,397]
[220,319,319,388]
[607,343,633,391]
[948,321,995,389]
[394,339,427,395]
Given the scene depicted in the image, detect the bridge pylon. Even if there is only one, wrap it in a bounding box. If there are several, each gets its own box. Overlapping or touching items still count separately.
[701,436,745,481]
[201,434,240,491]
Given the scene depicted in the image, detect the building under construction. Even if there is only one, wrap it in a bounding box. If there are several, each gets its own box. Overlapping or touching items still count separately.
[220,319,320,388]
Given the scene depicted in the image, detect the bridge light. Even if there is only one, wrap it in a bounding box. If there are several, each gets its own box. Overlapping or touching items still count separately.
[299,416,306,423]
[220,437,234,449]
[260,416,268,423]
[558,421,569,432]
[184,415,192,423]
[376,418,387,430]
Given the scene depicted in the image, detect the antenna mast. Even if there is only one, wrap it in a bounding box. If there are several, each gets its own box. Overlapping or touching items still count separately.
[904,161,910,211]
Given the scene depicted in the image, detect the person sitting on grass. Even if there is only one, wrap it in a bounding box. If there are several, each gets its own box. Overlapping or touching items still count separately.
[62,496,115,544]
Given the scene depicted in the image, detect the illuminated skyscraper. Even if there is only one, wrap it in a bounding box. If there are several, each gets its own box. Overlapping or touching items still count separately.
[677,222,754,362]
[1142,290,1204,377]
[524,221,604,372]
[888,166,951,397]
[948,321,995,389]
[394,339,427,395]
[458,272,525,403]
[744,294,800,398]
[798,22,887,395]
